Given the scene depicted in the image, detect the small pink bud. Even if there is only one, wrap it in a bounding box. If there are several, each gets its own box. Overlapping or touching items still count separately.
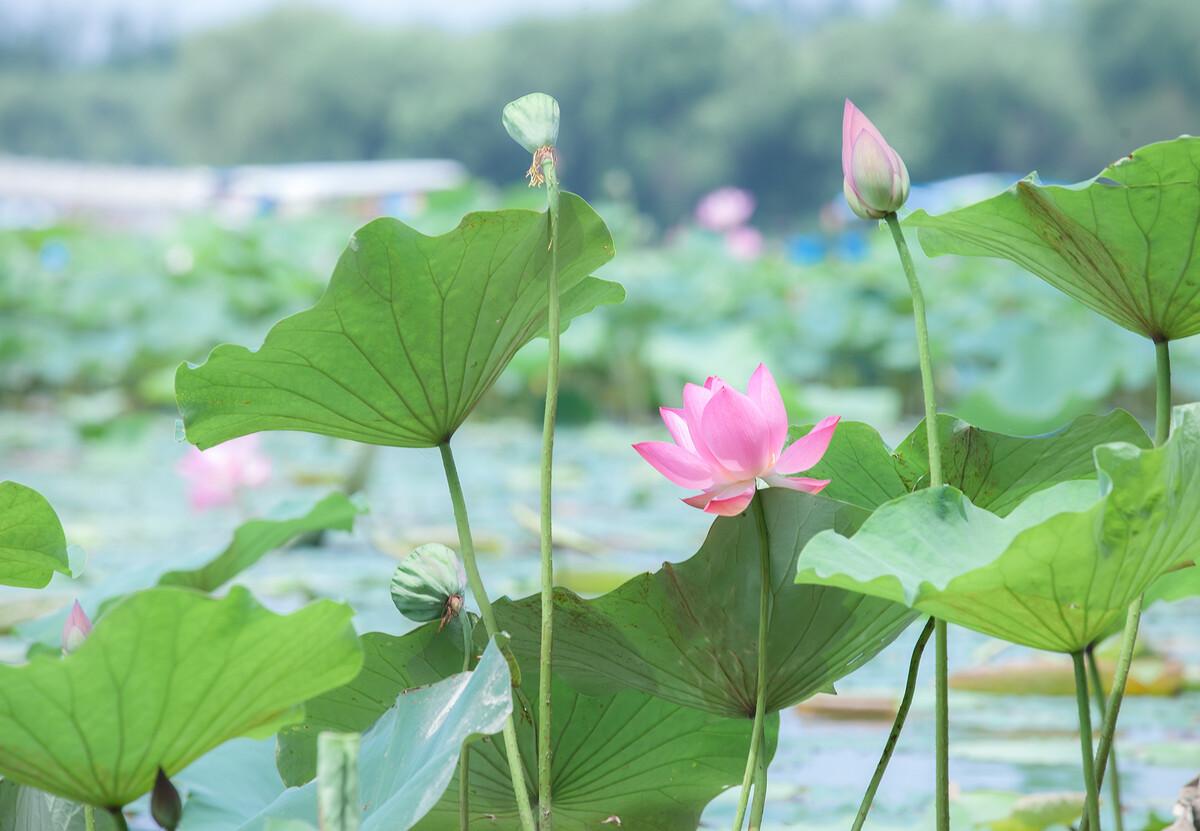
[841,99,910,219]
[62,600,92,654]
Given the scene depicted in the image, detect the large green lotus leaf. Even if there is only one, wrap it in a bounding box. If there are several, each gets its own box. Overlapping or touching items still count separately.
[0,480,70,588]
[0,586,362,810]
[906,137,1200,341]
[412,667,769,831]
[274,619,766,830]
[795,404,1200,653]
[497,488,915,718]
[241,642,512,831]
[176,193,620,449]
[275,618,465,786]
[804,410,1150,516]
[158,492,363,591]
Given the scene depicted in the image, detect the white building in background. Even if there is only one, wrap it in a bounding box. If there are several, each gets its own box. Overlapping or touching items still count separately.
[0,156,468,228]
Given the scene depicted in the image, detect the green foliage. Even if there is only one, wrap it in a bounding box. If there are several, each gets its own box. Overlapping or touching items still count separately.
[276,619,765,830]
[0,587,362,809]
[158,492,362,591]
[796,404,1200,653]
[804,410,1151,515]
[248,644,512,830]
[0,480,70,588]
[909,137,1200,341]
[495,488,914,718]
[176,194,620,448]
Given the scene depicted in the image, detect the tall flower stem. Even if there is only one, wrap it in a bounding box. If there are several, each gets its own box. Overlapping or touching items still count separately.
[84,806,96,831]
[732,490,773,831]
[459,614,475,831]
[851,617,936,831]
[883,211,948,831]
[748,741,769,830]
[108,809,129,831]
[536,150,562,830]
[439,442,538,831]
[1086,646,1125,831]
[1073,651,1103,831]
[1083,338,1172,831]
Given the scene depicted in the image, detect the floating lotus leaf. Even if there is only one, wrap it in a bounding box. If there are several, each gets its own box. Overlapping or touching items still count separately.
[795,404,1200,653]
[497,488,915,718]
[0,587,362,809]
[803,410,1150,516]
[176,193,621,449]
[0,481,70,588]
[276,619,764,830]
[907,137,1200,341]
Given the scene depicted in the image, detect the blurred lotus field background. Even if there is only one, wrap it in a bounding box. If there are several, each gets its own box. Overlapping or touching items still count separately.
[1,0,1198,828]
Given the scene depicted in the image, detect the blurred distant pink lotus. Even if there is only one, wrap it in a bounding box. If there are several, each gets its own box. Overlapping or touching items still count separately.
[724,226,764,261]
[62,600,91,654]
[695,187,756,232]
[177,434,272,510]
[634,364,839,516]
[842,99,910,219]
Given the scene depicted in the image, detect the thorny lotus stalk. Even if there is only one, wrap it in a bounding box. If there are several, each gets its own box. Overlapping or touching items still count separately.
[1083,339,1172,831]
[438,442,538,831]
[1086,647,1125,831]
[850,617,936,831]
[732,490,773,831]
[1073,652,1103,831]
[883,211,949,831]
[535,144,562,830]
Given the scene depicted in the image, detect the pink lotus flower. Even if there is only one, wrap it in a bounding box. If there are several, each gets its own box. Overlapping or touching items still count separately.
[724,226,764,261]
[634,364,839,516]
[62,600,92,654]
[842,99,910,220]
[176,434,272,511]
[695,187,756,232]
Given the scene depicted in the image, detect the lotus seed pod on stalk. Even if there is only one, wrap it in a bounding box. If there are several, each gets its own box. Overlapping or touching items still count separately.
[502,92,560,186]
[842,99,911,219]
[390,543,467,630]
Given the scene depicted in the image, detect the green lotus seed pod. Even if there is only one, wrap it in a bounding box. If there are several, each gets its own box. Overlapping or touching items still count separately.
[502,92,560,154]
[390,543,467,628]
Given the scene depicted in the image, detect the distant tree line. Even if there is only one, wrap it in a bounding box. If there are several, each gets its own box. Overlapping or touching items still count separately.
[0,0,1194,224]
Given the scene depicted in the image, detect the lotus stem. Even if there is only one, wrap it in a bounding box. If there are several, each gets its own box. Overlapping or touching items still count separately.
[1083,338,1171,831]
[84,806,95,831]
[1086,646,1125,831]
[1073,652,1103,831]
[732,490,773,831]
[884,211,949,831]
[460,614,475,831]
[851,617,936,831]
[748,739,769,830]
[108,808,129,831]
[536,150,562,831]
[439,441,538,831]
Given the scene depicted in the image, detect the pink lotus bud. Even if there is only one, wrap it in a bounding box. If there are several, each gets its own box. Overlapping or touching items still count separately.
[62,600,92,654]
[724,226,764,261]
[633,364,839,517]
[841,99,910,220]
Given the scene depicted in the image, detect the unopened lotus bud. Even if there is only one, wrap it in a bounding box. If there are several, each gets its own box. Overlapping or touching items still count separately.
[390,543,467,630]
[502,92,560,187]
[151,768,182,831]
[61,600,92,655]
[841,99,910,219]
